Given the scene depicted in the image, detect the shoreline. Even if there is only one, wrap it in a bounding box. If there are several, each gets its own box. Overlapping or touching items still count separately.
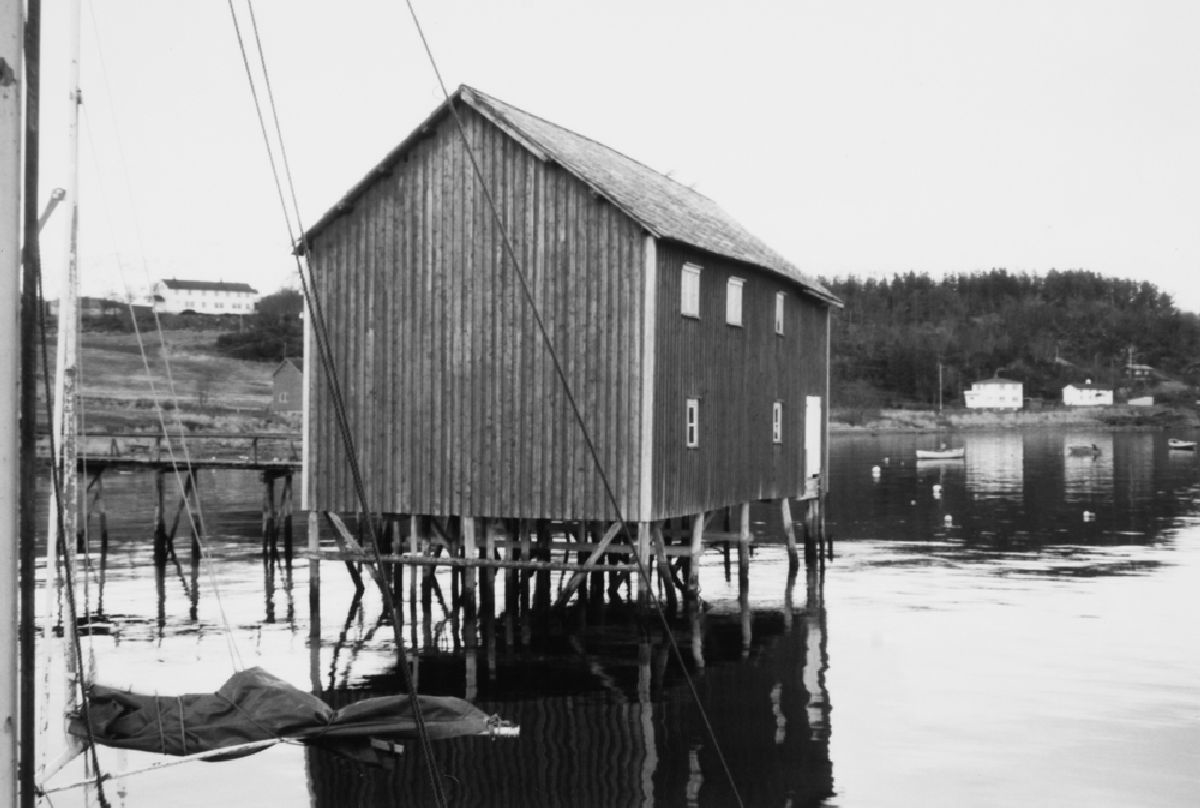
[830,404,1200,433]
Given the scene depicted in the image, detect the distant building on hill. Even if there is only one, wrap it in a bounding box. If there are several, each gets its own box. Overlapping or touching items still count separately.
[151,278,260,314]
[45,296,124,317]
[270,358,303,413]
[1062,380,1113,406]
[964,376,1024,409]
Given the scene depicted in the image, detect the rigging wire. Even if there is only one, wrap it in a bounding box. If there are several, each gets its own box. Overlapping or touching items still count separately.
[399,4,747,805]
[81,4,247,672]
[33,229,111,808]
[226,3,448,805]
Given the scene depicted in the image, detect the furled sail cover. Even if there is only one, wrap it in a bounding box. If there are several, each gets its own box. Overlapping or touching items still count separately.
[69,667,496,762]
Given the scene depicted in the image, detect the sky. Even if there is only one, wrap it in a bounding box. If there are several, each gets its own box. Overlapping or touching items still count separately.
[33,0,1200,312]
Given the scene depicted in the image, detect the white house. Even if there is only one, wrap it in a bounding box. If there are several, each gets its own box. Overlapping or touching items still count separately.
[964,377,1024,409]
[151,279,260,314]
[1062,380,1113,406]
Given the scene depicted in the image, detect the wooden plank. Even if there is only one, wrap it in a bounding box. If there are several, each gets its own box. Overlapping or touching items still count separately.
[300,549,637,573]
[639,236,657,521]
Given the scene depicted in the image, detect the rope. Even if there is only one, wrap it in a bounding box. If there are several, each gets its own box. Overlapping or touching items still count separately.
[400,5,747,805]
[226,4,449,805]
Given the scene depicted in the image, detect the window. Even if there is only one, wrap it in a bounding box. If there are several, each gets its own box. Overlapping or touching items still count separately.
[726,277,745,326]
[772,401,783,444]
[681,264,701,318]
[775,292,785,334]
[278,391,288,403]
[686,398,700,447]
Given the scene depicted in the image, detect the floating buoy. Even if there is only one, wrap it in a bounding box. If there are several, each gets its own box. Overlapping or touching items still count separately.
[910,499,917,506]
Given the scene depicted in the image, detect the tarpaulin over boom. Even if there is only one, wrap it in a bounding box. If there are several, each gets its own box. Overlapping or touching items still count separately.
[69,667,495,762]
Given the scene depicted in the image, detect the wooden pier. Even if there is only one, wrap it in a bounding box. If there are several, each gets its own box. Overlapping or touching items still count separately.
[69,432,301,623]
[303,491,828,621]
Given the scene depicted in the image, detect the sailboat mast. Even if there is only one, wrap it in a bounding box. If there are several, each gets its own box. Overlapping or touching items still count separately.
[0,0,24,804]
[40,0,83,780]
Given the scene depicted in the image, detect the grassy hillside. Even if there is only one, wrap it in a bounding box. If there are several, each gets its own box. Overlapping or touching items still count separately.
[41,328,296,433]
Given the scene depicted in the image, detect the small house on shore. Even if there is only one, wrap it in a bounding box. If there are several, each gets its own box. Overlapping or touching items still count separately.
[270,358,303,413]
[297,86,841,594]
[964,376,1024,409]
[1062,380,1113,407]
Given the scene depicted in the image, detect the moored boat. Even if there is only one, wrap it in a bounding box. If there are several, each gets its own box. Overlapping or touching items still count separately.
[1167,438,1197,451]
[1066,444,1101,456]
[916,447,965,460]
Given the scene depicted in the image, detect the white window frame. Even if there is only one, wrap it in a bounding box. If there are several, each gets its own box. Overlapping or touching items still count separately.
[775,291,786,335]
[726,277,745,326]
[772,401,783,444]
[686,398,700,448]
[681,264,702,318]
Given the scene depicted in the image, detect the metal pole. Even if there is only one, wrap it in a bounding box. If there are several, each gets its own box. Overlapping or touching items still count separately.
[0,1,24,802]
[41,0,81,780]
[15,1,42,805]
[938,361,943,412]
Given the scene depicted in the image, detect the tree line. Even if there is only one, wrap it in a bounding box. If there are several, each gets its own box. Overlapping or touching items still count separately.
[823,269,1200,408]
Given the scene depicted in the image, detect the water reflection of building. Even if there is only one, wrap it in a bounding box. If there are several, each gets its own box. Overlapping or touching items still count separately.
[307,571,834,807]
[964,433,1024,500]
[1062,433,1113,502]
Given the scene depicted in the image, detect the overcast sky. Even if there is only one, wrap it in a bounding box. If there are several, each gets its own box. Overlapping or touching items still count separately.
[35,0,1200,313]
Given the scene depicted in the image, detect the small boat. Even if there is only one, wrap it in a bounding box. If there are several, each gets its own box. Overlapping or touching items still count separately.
[1066,444,1101,456]
[916,447,965,460]
[1167,438,1197,451]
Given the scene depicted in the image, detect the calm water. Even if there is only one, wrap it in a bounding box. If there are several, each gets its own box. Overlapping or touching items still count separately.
[40,427,1200,807]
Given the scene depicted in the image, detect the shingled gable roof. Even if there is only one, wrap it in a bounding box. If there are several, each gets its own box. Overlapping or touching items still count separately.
[300,85,840,306]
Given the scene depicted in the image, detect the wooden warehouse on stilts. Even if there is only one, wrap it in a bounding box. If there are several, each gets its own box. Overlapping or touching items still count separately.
[297,85,842,610]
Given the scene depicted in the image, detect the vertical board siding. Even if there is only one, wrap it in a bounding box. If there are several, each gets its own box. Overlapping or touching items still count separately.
[307,107,644,521]
[651,243,830,518]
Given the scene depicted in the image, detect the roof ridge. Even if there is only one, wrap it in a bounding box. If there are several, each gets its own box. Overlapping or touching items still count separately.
[460,85,718,203]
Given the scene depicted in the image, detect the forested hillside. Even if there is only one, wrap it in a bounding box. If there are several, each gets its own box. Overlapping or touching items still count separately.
[824,269,1200,407]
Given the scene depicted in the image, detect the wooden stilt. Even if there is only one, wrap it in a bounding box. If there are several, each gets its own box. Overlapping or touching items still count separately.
[154,471,167,631]
[637,522,652,602]
[782,497,799,569]
[533,520,552,612]
[804,499,818,566]
[462,517,478,619]
[262,474,276,563]
[188,473,200,621]
[308,510,322,695]
[408,515,419,634]
[588,523,605,607]
[88,471,109,615]
[651,524,677,613]
[687,511,704,601]
[281,474,294,573]
[738,502,751,656]
[504,520,518,648]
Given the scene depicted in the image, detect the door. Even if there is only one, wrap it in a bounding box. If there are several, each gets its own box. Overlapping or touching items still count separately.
[805,395,822,478]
